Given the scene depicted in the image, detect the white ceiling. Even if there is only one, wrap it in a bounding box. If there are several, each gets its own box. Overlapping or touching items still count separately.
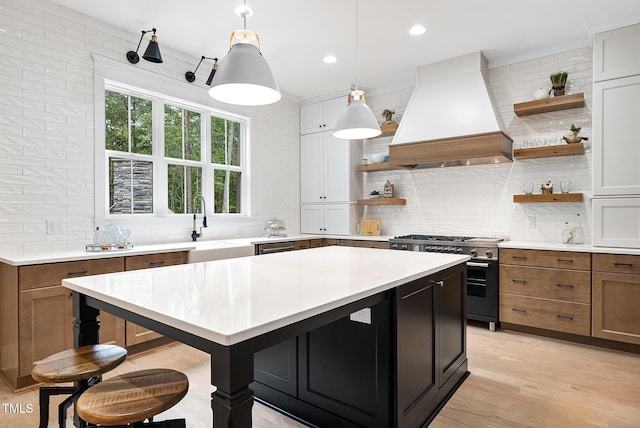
[48,0,640,100]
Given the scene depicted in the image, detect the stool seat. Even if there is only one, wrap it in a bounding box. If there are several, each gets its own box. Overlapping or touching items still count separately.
[32,344,127,383]
[77,368,189,426]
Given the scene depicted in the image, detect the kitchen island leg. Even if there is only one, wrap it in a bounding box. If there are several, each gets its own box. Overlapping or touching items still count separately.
[210,345,255,427]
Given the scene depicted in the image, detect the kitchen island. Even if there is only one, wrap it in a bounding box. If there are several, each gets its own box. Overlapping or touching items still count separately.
[63,246,469,427]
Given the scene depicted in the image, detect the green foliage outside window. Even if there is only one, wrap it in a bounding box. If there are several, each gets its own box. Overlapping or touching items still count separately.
[105,90,152,155]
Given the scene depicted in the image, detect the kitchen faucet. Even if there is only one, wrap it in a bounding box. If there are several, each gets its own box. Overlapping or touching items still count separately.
[191,194,208,241]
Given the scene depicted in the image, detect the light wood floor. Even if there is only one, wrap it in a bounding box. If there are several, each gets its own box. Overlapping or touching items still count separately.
[1,325,639,427]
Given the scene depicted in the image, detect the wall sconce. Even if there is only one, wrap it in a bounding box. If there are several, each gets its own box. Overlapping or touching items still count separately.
[127,28,163,64]
[185,56,219,85]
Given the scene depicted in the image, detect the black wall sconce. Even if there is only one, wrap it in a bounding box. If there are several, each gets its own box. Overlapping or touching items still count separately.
[185,56,219,85]
[127,28,163,64]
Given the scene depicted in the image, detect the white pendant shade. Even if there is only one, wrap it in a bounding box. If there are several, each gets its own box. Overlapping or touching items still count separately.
[209,43,281,106]
[333,91,381,139]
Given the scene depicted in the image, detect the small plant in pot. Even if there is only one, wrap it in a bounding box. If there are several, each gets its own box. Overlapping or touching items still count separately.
[562,124,589,144]
[369,190,381,199]
[550,71,568,97]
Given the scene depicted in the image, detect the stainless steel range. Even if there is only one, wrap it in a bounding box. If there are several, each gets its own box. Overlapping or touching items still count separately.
[389,235,504,331]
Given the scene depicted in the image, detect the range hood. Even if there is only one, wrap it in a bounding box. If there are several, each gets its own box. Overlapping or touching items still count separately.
[390,52,512,168]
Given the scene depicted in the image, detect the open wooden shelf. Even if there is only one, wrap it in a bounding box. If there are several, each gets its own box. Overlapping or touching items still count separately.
[373,122,398,138]
[358,197,406,206]
[513,93,585,116]
[514,143,585,160]
[357,162,415,172]
[513,193,584,203]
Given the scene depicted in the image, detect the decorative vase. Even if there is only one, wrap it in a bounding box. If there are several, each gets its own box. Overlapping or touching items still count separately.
[383,114,395,124]
[551,86,565,97]
[542,188,553,195]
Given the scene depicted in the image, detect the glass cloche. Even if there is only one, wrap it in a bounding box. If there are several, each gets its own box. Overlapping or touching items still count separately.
[263,217,287,237]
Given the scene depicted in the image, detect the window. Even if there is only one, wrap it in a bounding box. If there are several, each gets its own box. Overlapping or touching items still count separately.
[100,80,248,220]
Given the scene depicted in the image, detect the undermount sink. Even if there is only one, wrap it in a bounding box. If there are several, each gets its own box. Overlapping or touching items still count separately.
[188,241,255,263]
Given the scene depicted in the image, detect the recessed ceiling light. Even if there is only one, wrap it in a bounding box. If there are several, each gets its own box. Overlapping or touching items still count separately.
[409,25,426,36]
[323,55,337,64]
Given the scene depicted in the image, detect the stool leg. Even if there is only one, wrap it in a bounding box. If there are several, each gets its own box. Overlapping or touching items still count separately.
[39,387,50,428]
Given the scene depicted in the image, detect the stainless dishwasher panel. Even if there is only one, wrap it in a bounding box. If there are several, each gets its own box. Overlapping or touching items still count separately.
[257,241,296,254]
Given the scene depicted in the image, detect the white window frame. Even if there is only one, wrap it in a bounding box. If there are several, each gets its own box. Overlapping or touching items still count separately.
[94,56,252,228]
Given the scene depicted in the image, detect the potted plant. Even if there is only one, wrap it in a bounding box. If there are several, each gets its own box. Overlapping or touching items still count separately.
[369,190,381,199]
[541,180,553,195]
[562,124,589,144]
[549,71,568,97]
[381,108,396,124]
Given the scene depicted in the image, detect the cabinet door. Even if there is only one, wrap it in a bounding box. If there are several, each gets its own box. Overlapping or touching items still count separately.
[436,265,467,388]
[298,302,390,428]
[323,96,347,131]
[18,286,73,377]
[323,204,350,235]
[300,102,325,135]
[301,204,325,234]
[324,135,350,202]
[593,23,640,82]
[593,75,640,196]
[253,338,298,396]
[396,277,437,428]
[593,198,640,248]
[592,272,640,345]
[300,133,325,203]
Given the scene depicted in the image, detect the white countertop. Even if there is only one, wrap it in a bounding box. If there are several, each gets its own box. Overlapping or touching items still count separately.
[62,246,469,346]
[500,240,640,255]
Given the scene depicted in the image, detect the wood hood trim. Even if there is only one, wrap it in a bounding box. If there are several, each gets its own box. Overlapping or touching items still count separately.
[389,131,513,168]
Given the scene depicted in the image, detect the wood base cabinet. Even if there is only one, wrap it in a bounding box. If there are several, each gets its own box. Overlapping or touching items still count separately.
[499,249,592,336]
[253,263,468,428]
[592,254,640,345]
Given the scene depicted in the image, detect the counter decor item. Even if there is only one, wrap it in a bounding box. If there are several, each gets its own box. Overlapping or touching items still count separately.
[369,152,386,163]
[359,218,381,236]
[381,108,396,124]
[562,124,588,143]
[383,180,394,198]
[541,180,553,194]
[262,217,287,237]
[87,223,133,251]
[562,221,583,245]
[550,71,568,96]
[369,190,381,199]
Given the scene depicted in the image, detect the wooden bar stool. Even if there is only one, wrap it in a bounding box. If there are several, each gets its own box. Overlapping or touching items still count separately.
[31,344,127,428]
[76,368,189,427]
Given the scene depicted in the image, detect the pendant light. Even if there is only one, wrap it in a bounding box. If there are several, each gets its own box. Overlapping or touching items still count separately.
[333,0,381,140]
[208,3,281,106]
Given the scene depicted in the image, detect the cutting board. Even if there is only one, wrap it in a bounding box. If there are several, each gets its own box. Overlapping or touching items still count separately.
[360,219,381,236]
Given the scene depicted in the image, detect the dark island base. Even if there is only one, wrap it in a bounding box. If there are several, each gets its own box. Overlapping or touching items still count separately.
[254,365,469,427]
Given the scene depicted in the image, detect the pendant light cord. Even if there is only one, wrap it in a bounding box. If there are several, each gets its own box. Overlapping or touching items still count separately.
[354,0,359,91]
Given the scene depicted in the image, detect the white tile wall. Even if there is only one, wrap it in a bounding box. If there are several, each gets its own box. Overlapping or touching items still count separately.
[0,0,300,253]
[364,48,593,243]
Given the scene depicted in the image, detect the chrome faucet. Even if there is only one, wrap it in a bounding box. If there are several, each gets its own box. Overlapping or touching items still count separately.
[191,194,208,241]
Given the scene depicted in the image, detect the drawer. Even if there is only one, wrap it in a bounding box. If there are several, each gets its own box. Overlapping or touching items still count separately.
[499,294,591,336]
[592,253,640,275]
[500,265,591,303]
[18,258,125,291]
[500,248,591,270]
[294,240,311,250]
[125,252,187,271]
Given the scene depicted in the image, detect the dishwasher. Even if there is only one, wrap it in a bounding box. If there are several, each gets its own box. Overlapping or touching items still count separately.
[256,241,296,255]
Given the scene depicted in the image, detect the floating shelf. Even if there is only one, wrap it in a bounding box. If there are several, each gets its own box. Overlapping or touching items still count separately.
[513,193,584,203]
[373,122,398,138]
[357,162,415,172]
[358,197,406,206]
[514,143,585,160]
[513,93,585,116]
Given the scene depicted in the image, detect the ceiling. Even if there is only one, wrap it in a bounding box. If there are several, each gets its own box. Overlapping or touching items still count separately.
[47,0,640,100]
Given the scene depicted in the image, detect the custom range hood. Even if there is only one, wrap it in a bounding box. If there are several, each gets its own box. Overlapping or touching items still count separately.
[390,52,512,168]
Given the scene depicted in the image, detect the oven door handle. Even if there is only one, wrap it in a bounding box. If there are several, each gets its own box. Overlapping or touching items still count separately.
[466,261,491,268]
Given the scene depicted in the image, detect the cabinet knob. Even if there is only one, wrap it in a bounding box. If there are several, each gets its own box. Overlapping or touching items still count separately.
[431,280,444,287]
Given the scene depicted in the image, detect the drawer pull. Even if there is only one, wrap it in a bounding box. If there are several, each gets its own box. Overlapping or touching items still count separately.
[149,261,166,266]
[511,308,527,313]
[511,255,527,259]
[511,279,527,284]
[557,314,574,320]
[613,262,633,267]
[556,259,573,263]
[557,283,574,288]
[67,270,89,276]
[431,280,445,288]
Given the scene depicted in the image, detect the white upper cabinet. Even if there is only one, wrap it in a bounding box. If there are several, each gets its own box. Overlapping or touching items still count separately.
[300,132,360,203]
[300,96,346,134]
[593,74,640,196]
[593,23,640,82]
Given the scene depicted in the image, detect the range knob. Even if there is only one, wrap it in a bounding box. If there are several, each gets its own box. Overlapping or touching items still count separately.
[400,244,408,250]
[470,248,478,257]
[412,244,421,252]
[485,249,494,258]
[456,247,464,254]
[391,244,399,250]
